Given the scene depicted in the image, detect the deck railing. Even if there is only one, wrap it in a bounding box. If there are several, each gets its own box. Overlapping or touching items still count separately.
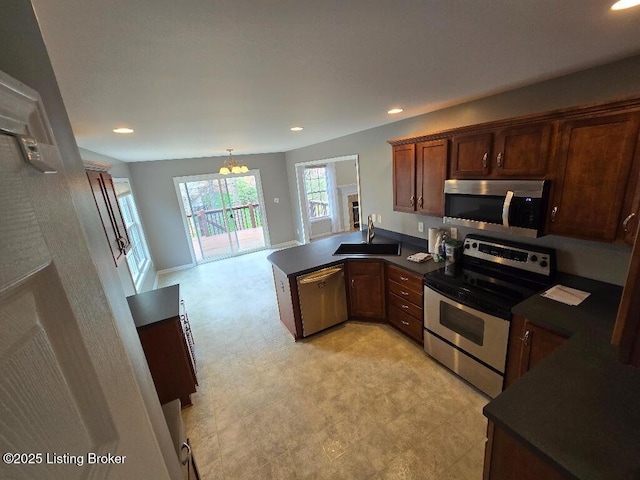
[187,203,262,237]
[308,200,329,219]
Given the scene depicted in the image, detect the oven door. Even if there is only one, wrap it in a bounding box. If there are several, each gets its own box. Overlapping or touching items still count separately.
[423,284,509,374]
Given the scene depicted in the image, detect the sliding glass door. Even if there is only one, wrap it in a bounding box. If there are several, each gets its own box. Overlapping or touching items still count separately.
[174,172,269,263]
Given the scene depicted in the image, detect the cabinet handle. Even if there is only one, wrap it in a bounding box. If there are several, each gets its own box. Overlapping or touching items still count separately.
[623,213,636,232]
[418,195,423,208]
[400,276,409,281]
[180,441,191,466]
[496,152,503,168]
[401,320,410,326]
[551,206,558,223]
[116,236,127,250]
[410,195,415,207]
[401,304,409,309]
[400,291,409,296]
[351,279,355,288]
[482,152,488,168]
[519,330,531,346]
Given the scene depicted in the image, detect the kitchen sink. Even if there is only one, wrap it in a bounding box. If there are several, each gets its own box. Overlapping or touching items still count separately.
[333,242,401,256]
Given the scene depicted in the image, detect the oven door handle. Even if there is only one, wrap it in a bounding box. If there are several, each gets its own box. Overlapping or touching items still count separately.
[502,190,514,228]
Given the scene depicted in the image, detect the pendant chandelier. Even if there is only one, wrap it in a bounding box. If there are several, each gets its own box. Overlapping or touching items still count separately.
[219,148,248,174]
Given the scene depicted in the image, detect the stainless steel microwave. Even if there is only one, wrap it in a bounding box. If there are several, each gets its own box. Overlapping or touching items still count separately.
[443,179,549,238]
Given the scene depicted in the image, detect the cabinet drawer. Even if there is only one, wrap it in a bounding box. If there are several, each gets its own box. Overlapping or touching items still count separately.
[388,279,422,306]
[388,305,423,343]
[348,260,383,276]
[388,291,422,321]
[387,265,423,292]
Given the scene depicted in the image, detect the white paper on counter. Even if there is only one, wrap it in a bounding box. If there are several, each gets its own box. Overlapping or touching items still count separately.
[540,284,591,306]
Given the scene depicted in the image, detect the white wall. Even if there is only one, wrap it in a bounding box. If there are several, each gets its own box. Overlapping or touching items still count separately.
[285,55,640,286]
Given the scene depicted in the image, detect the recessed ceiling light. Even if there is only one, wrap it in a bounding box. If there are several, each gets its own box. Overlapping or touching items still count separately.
[112,127,134,134]
[290,126,304,132]
[611,0,640,9]
[388,108,404,115]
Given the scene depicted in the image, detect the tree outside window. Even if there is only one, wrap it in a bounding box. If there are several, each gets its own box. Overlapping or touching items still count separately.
[304,167,330,220]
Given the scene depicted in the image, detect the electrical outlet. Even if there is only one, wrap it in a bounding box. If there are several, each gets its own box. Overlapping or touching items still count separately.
[274,197,279,203]
[418,221,424,233]
[377,214,382,223]
[450,227,458,240]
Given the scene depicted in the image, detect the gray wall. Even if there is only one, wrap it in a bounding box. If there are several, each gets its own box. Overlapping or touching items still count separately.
[285,55,640,286]
[336,159,357,186]
[129,152,294,271]
[0,1,180,477]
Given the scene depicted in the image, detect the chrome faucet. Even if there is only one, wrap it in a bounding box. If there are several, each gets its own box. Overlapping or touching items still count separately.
[367,214,375,244]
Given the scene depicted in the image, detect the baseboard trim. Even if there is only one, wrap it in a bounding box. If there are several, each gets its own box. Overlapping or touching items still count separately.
[154,263,196,287]
[270,240,301,249]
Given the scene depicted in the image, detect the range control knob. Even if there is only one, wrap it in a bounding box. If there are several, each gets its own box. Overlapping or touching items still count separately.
[472,242,478,249]
[540,260,548,268]
[465,243,471,249]
[530,255,538,262]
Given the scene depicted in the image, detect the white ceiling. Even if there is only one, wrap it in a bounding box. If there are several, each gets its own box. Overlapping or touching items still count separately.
[31,0,640,162]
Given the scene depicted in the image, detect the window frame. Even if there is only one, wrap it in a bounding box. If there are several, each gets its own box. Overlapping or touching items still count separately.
[303,166,331,222]
[114,179,152,292]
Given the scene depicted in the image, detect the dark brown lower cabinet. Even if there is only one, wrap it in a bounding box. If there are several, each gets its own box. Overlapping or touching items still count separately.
[346,260,385,320]
[504,315,568,389]
[127,284,198,407]
[483,422,567,480]
[386,264,424,343]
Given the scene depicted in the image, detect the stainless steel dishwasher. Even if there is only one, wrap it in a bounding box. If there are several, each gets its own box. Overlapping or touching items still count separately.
[297,264,348,337]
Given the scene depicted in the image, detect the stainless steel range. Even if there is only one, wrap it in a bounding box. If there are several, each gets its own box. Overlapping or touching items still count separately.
[423,234,556,398]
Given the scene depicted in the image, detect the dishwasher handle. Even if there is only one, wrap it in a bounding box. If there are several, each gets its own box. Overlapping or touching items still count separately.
[298,266,344,284]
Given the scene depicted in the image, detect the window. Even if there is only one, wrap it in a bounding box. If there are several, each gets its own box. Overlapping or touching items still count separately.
[114,180,151,291]
[304,167,330,220]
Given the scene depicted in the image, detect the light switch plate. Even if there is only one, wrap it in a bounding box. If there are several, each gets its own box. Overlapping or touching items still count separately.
[418,222,424,233]
[450,227,458,239]
[377,214,382,223]
[274,197,279,203]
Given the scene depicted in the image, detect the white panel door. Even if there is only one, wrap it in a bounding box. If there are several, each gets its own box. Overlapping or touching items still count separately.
[0,72,175,478]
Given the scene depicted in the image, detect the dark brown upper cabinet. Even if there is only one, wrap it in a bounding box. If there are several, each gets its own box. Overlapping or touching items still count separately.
[392,143,416,213]
[450,123,552,179]
[86,169,131,266]
[546,112,640,242]
[393,139,448,216]
[415,139,448,216]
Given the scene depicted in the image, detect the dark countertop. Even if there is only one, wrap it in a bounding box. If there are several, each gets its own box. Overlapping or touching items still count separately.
[127,284,180,328]
[266,230,444,278]
[484,273,640,480]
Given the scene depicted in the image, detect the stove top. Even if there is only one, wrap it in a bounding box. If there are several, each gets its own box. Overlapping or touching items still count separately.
[425,234,556,319]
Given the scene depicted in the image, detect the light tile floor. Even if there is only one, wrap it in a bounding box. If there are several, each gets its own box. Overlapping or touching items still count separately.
[158,248,489,479]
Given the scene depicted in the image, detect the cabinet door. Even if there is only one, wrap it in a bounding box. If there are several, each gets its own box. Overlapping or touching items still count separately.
[392,143,416,212]
[484,422,568,480]
[416,139,448,216]
[617,133,640,245]
[547,112,640,241]
[450,132,492,178]
[519,320,567,377]
[493,123,552,178]
[505,316,567,388]
[347,261,385,319]
[86,170,130,265]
